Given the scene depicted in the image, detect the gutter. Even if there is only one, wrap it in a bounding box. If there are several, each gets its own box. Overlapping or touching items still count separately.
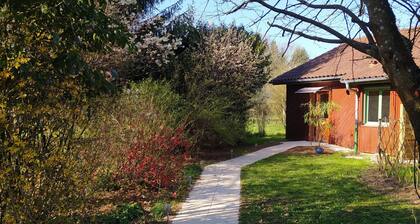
[272,74,389,85]
[341,76,390,155]
[344,81,360,155]
[270,76,341,85]
[340,76,389,84]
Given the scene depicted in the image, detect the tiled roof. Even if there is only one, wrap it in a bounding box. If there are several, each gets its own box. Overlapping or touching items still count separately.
[271,33,420,84]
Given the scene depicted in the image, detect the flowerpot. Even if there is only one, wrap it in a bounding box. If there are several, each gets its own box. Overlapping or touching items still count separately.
[315,146,324,154]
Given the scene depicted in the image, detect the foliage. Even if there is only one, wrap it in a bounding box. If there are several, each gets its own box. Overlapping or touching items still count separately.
[249,89,270,136]
[189,97,247,147]
[193,26,269,106]
[303,101,338,145]
[87,79,192,191]
[240,153,418,224]
[87,2,185,83]
[377,118,419,186]
[245,119,285,146]
[264,42,289,125]
[166,24,271,147]
[289,47,310,68]
[150,201,170,221]
[96,203,143,224]
[250,42,309,134]
[121,125,192,189]
[183,164,203,181]
[0,1,274,223]
[0,0,131,222]
[95,171,121,192]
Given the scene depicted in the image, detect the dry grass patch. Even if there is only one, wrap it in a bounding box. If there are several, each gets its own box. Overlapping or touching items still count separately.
[361,168,420,206]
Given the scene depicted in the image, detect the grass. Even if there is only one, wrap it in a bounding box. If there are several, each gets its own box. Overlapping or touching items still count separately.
[240,152,419,224]
[243,119,285,146]
[198,119,286,163]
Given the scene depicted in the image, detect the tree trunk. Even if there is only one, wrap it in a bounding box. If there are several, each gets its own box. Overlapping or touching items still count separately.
[364,0,420,146]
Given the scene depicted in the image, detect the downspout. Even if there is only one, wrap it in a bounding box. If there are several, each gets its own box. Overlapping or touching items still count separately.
[345,82,359,155]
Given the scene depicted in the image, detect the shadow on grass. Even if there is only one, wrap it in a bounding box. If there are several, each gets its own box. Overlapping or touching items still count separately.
[240,154,419,224]
[242,133,286,146]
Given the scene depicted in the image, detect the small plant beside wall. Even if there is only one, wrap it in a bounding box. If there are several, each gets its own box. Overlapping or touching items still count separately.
[303,101,339,153]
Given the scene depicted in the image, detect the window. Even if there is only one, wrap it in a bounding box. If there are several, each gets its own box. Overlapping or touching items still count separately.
[363,88,390,125]
[320,93,329,103]
[319,93,329,118]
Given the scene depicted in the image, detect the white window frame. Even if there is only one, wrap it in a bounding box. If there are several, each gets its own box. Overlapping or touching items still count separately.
[363,87,390,127]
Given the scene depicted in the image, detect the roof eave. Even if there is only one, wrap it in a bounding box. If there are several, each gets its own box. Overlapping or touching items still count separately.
[340,76,389,84]
[270,76,341,85]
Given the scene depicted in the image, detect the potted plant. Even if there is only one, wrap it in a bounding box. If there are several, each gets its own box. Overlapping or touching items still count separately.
[303,101,338,154]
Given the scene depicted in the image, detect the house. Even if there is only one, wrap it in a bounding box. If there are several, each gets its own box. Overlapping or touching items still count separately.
[271,39,418,154]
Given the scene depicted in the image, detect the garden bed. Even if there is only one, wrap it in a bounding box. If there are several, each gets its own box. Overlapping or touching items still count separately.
[361,168,420,206]
[283,146,335,155]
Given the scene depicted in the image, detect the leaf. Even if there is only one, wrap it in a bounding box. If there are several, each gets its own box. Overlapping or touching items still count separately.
[41,4,48,14]
[0,70,12,79]
[13,56,30,69]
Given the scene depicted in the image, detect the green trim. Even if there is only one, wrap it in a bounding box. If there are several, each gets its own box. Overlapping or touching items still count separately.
[354,124,358,155]
[363,88,391,124]
[363,91,368,123]
[363,86,391,91]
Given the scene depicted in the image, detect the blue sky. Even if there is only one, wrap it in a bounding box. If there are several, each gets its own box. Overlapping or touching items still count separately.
[159,0,413,59]
[189,0,338,58]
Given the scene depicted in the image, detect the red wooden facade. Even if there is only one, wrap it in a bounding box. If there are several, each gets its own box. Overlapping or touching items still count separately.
[286,81,403,153]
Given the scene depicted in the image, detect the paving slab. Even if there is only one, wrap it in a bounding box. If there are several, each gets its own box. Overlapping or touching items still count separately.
[172,141,350,224]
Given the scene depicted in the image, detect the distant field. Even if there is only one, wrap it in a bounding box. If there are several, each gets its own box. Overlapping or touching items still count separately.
[245,119,285,146]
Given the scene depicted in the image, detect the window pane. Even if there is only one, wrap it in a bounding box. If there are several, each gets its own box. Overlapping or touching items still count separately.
[320,94,329,118]
[367,91,379,122]
[320,94,329,103]
[381,90,390,122]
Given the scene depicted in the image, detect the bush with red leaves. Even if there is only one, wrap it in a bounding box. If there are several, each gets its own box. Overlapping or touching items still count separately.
[121,125,192,190]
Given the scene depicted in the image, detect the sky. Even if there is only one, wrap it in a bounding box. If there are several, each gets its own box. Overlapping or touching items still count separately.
[159,0,414,59]
[186,0,338,58]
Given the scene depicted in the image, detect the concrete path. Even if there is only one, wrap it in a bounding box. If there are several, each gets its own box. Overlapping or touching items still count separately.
[172,141,350,224]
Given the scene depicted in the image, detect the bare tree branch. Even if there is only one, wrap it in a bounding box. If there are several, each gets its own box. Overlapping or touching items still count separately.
[296,0,375,44]
[248,0,378,57]
[269,23,344,44]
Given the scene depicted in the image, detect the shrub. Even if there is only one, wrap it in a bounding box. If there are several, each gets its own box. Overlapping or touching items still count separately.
[0,0,127,222]
[303,101,339,146]
[85,79,193,192]
[0,101,95,223]
[96,203,143,224]
[164,24,271,148]
[183,164,202,180]
[150,201,171,221]
[95,171,121,192]
[121,125,192,189]
[190,97,247,148]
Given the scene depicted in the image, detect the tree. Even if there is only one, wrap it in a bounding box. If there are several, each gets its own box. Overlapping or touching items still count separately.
[290,47,309,68]
[250,89,270,136]
[85,1,185,83]
[226,0,420,146]
[0,0,166,222]
[263,43,309,126]
[165,24,271,146]
[303,101,339,147]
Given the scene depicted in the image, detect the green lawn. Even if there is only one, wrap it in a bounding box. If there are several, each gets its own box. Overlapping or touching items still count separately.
[244,119,285,146]
[240,153,419,224]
